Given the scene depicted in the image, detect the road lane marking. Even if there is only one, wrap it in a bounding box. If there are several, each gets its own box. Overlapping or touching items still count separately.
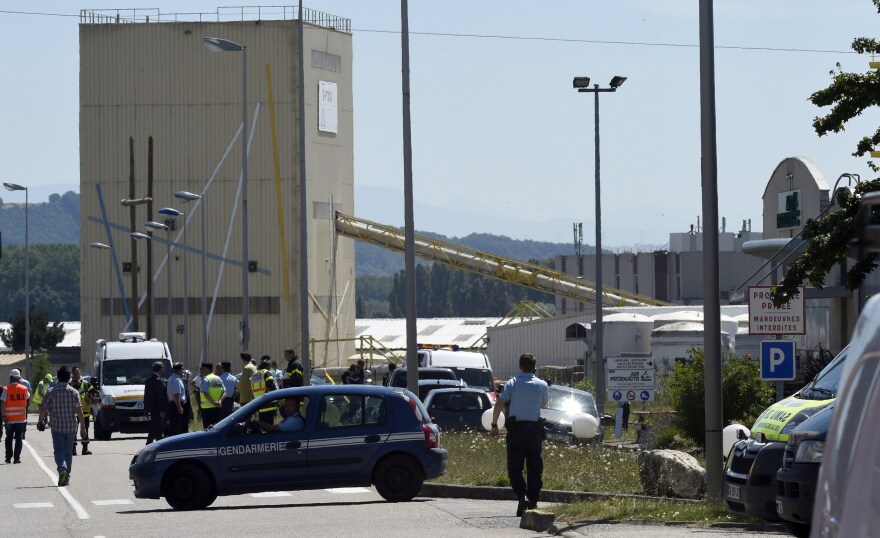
[14,502,54,509]
[250,491,291,498]
[22,440,91,520]
[92,499,134,506]
[325,487,370,494]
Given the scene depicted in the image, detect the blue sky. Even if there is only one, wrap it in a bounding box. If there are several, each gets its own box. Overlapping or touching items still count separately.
[0,1,877,246]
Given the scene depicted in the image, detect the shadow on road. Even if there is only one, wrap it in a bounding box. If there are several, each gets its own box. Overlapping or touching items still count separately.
[118,498,425,514]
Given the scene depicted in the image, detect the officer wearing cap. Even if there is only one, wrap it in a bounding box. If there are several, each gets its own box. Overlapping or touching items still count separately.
[490,353,549,517]
[166,362,187,435]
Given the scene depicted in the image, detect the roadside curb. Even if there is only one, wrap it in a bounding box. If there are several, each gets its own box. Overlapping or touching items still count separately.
[549,519,788,536]
[420,482,701,504]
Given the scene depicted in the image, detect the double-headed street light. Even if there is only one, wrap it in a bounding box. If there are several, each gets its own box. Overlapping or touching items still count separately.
[4,182,29,376]
[175,190,207,366]
[89,242,113,337]
[572,75,626,415]
[203,36,250,354]
[130,231,156,333]
[120,196,152,333]
[159,207,185,366]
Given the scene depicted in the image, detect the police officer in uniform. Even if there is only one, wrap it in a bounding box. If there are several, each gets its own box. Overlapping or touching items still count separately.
[490,353,549,517]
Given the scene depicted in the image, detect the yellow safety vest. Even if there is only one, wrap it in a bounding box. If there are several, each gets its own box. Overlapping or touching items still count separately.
[71,380,92,417]
[199,374,224,409]
[32,380,50,406]
[250,369,277,412]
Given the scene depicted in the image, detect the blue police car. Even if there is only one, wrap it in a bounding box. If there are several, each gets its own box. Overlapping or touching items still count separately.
[129,385,447,510]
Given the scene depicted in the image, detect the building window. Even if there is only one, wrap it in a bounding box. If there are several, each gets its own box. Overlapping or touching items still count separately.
[311,50,341,73]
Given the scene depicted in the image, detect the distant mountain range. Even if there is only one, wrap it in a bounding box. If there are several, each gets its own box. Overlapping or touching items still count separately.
[0,186,624,276]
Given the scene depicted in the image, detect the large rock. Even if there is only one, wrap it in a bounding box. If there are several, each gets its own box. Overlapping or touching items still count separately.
[638,449,706,499]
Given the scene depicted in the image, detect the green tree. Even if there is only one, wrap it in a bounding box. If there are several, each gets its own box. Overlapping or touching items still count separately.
[773,4,880,305]
[667,349,776,446]
[0,306,65,353]
[0,244,80,321]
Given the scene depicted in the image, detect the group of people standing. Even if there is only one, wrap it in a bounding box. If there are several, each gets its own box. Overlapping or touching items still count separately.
[143,348,305,444]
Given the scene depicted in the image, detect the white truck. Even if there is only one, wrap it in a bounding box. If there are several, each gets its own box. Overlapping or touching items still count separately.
[417,347,495,399]
[92,332,173,440]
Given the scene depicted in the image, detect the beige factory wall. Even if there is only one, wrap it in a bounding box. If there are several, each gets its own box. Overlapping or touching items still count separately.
[79,20,354,371]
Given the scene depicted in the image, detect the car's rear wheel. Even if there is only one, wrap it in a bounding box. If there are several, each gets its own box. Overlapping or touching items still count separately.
[163,463,216,510]
[374,455,424,502]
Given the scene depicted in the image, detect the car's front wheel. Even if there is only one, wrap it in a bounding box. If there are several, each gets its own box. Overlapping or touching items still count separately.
[163,463,216,510]
[374,455,424,502]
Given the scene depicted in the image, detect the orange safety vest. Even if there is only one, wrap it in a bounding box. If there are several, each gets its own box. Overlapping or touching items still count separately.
[4,383,29,423]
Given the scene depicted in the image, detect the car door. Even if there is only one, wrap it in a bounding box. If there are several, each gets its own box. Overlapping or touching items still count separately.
[309,392,391,484]
[217,396,310,490]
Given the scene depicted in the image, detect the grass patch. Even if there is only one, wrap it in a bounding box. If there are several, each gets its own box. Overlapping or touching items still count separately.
[434,430,642,494]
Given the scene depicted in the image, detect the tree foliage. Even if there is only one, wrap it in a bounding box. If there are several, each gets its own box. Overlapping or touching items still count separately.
[667,349,776,446]
[0,244,80,321]
[0,306,65,353]
[773,5,880,306]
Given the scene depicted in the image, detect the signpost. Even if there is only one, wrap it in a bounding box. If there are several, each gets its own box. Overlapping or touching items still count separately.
[748,285,805,335]
[607,356,656,402]
[760,340,796,381]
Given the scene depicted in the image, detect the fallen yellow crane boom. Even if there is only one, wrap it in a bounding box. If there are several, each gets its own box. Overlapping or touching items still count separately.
[335,211,668,307]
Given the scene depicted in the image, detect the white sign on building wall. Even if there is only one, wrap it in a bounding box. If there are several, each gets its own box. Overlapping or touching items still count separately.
[318,80,338,134]
[748,285,805,335]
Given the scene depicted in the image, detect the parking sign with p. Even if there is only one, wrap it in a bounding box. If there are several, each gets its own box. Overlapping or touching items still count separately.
[760,340,796,381]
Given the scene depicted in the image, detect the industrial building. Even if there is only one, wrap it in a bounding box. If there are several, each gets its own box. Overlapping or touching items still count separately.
[78,7,355,370]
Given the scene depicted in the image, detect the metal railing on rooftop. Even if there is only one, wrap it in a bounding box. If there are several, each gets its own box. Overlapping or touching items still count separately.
[80,5,350,32]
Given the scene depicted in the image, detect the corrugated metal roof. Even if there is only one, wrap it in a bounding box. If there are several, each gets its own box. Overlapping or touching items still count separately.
[354,318,509,350]
[0,322,81,352]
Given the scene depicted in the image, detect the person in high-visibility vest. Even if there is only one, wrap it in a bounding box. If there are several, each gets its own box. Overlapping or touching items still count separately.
[32,373,53,408]
[198,362,226,430]
[251,358,278,425]
[283,348,304,388]
[1,369,31,464]
[69,367,95,455]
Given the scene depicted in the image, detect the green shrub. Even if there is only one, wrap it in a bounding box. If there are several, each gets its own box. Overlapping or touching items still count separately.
[667,348,776,446]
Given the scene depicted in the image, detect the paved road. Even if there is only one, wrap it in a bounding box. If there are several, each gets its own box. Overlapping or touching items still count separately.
[2,422,785,537]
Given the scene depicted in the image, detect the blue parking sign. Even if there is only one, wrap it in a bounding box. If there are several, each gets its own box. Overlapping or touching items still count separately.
[760,340,796,381]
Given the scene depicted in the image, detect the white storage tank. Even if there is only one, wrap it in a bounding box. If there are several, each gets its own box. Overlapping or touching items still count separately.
[651,310,738,352]
[650,321,731,375]
[603,312,654,357]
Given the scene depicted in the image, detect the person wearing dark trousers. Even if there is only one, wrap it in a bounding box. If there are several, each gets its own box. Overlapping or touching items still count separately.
[198,363,225,429]
[165,363,187,436]
[144,361,166,444]
[491,353,549,517]
[219,362,237,419]
[1,369,30,464]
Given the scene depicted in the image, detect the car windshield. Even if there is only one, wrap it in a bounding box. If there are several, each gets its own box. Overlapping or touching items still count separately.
[546,386,596,417]
[800,347,848,400]
[429,392,489,412]
[451,368,492,391]
[101,358,172,385]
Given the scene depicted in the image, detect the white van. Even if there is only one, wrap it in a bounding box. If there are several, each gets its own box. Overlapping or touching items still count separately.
[92,332,173,440]
[418,347,495,397]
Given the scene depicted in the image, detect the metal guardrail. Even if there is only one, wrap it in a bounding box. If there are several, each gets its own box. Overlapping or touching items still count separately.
[80,5,351,32]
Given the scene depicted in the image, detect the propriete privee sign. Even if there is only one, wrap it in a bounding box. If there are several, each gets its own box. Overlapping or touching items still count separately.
[748,286,805,335]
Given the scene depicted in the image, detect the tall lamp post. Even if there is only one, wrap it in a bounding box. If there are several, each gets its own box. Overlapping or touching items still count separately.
[130,231,155,337]
[572,75,626,415]
[3,182,29,377]
[89,242,113,338]
[159,207,185,367]
[121,196,152,333]
[175,191,206,368]
[145,220,173,345]
[203,36,250,354]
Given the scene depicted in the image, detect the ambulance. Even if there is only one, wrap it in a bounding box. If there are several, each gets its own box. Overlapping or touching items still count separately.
[722,345,848,522]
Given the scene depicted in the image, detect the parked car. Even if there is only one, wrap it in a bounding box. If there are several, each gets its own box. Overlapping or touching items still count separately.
[541,385,604,444]
[812,295,880,537]
[417,379,467,402]
[387,367,457,388]
[423,387,492,430]
[774,404,834,538]
[723,346,848,523]
[129,384,447,509]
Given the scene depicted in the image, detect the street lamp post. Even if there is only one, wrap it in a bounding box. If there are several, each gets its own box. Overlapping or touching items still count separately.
[130,231,155,337]
[159,207,184,365]
[121,197,152,333]
[3,182,29,377]
[572,75,626,415]
[175,191,205,370]
[203,36,250,354]
[90,242,112,338]
[145,220,172,345]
